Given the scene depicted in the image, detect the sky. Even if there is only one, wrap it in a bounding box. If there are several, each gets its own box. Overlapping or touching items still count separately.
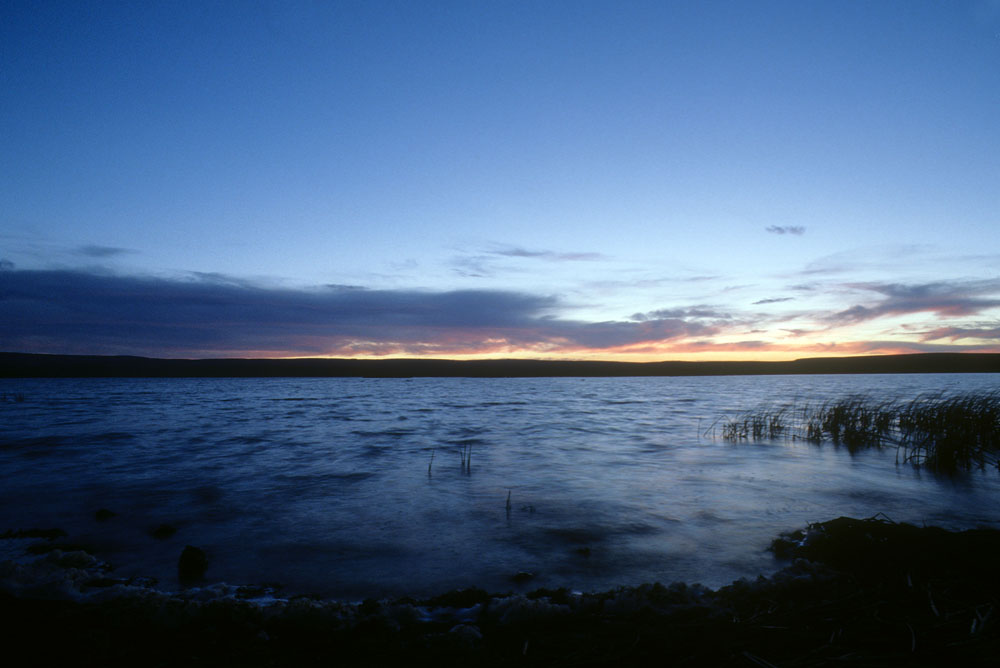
[3,0,1000,361]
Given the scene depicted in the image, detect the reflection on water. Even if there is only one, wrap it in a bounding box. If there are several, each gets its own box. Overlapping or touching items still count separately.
[1,373,999,598]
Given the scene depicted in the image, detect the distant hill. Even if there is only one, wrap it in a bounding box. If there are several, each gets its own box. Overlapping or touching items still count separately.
[2,351,999,378]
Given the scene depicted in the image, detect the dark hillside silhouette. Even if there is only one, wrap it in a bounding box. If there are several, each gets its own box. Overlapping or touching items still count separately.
[2,352,998,378]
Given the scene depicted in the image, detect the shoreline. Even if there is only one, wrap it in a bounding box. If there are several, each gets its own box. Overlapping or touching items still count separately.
[3,516,998,666]
[3,351,1000,378]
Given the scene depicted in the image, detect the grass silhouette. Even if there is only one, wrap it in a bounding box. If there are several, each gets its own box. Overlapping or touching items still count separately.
[717,392,1000,473]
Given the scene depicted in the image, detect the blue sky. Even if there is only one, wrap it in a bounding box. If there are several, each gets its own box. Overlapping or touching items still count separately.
[3,0,1000,359]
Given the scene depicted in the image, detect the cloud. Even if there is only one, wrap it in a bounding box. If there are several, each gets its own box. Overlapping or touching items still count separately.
[796,245,933,277]
[450,255,493,278]
[580,274,721,294]
[765,225,805,235]
[781,328,815,337]
[451,245,607,279]
[0,269,723,357]
[752,297,794,305]
[6,269,997,359]
[75,245,137,258]
[919,324,1000,342]
[823,279,1000,326]
[489,246,606,261]
[630,307,732,322]
[537,317,718,349]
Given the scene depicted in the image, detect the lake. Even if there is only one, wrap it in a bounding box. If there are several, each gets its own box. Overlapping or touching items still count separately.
[2,373,999,600]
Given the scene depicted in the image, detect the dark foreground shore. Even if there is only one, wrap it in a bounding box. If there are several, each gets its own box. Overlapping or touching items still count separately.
[3,516,999,667]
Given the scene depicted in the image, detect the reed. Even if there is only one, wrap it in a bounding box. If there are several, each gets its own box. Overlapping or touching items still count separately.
[716,392,1000,473]
[896,393,1000,471]
[719,406,789,441]
[459,442,471,474]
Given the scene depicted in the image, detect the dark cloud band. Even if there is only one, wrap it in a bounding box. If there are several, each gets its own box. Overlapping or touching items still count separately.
[0,269,707,357]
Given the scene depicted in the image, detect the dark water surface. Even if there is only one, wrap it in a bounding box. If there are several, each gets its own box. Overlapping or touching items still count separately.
[2,374,999,599]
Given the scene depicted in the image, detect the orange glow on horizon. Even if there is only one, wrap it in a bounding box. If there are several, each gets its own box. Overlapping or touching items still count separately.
[272,342,1000,363]
[194,329,1000,362]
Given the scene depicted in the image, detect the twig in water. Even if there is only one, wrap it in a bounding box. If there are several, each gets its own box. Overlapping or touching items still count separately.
[458,442,472,474]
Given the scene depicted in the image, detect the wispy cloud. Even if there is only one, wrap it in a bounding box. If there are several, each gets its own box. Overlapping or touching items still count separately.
[765,225,805,235]
[630,307,732,321]
[451,245,607,279]
[823,279,1000,326]
[488,246,606,261]
[75,245,137,258]
[919,324,1000,342]
[753,297,794,305]
[796,245,932,277]
[580,274,721,294]
[451,255,492,278]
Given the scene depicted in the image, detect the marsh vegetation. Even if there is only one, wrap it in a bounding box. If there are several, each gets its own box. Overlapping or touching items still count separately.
[717,392,1000,473]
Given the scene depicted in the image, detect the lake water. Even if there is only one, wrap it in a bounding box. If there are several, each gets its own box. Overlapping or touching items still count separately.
[2,373,999,600]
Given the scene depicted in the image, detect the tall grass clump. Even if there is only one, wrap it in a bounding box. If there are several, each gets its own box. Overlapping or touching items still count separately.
[811,397,897,450]
[897,393,1000,472]
[719,406,789,441]
[716,392,1000,473]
